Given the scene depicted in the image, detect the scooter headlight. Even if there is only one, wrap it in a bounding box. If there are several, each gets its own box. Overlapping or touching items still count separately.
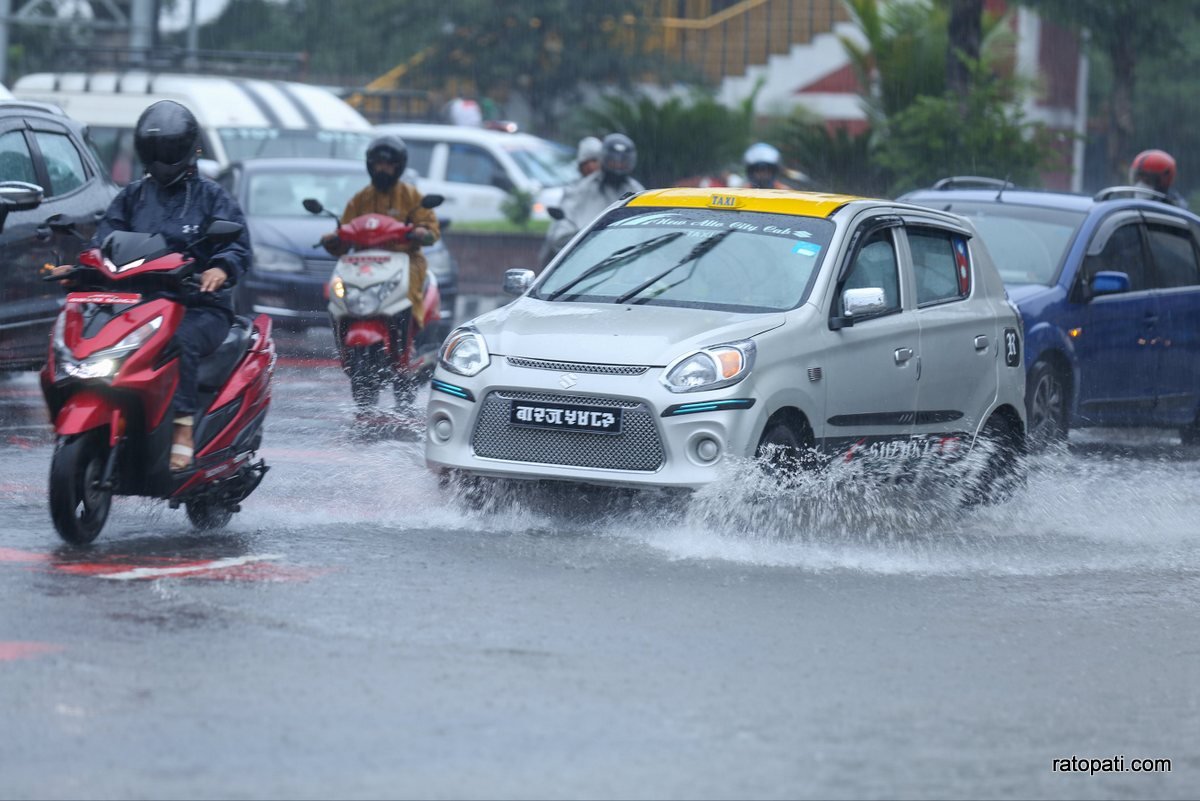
[60,316,163,380]
[662,340,756,393]
[331,276,346,299]
[439,328,490,377]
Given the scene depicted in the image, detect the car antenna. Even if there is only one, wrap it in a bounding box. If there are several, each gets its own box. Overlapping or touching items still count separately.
[995,174,1012,202]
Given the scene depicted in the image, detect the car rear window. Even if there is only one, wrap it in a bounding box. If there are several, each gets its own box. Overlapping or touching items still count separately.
[930,201,1084,285]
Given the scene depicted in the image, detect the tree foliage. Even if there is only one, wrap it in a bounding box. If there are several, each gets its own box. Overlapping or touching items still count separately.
[1018,0,1200,184]
[572,90,756,189]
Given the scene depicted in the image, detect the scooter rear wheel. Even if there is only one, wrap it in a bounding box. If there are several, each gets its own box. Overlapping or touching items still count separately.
[49,431,112,545]
[185,500,234,531]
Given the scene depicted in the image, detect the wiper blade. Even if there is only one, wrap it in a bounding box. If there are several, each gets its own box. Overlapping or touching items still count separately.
[545,232,684,301]
[615,230,733,305]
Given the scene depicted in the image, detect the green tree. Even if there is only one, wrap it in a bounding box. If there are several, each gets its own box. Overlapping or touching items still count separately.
[877,64,1051,194]
[770,111,890,196]
[417,0,656,136]
[573,90,756,189]
[1019,0,1200,184]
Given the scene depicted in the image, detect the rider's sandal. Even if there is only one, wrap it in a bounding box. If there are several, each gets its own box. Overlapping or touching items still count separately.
[169,443,194,472]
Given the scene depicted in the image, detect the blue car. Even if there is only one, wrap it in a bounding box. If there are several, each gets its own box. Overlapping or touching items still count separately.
[216,158,458,338]
[902,178,1200,446]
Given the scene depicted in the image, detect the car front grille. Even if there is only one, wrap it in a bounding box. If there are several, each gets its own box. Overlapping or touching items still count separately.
[471,390,664,472]
[506,356,649,376]
[304,258,336,276]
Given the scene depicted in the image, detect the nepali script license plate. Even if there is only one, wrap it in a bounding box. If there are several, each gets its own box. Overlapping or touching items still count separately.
[509,400,623,435]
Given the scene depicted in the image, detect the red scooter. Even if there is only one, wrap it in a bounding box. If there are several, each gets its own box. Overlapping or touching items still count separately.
[305,195,443,409]
[39,219,274,544]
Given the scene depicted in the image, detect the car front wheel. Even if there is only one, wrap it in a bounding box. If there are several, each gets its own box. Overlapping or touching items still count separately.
[1026,360,1067,450]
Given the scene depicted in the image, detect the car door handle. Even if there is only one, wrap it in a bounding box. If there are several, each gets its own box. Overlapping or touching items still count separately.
[894,347,914,364]
[974,335,989,351]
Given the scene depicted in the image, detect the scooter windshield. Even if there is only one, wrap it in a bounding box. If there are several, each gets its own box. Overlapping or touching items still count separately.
[102,231,173,268]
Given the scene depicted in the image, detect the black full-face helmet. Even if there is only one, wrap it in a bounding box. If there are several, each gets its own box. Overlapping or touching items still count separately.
[366,135,408,192]
[134,100,200,187]
[600,133,637,180]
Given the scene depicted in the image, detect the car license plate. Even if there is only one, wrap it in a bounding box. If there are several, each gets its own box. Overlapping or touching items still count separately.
[509,400,623,435]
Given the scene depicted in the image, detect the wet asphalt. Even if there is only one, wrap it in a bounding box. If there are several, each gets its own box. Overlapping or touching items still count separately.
[1,330,1199,800]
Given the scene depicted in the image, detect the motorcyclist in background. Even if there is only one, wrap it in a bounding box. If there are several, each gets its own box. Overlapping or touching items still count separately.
[1129,149,1189,209]
[575,136,603,178]
[542,133,645,265]
[51,100,251,472]
[321,134,440,327]
[743,142,787,190]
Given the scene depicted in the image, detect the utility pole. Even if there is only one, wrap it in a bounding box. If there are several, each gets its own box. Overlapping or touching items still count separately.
[130,0,155,62]
[185,0,198,69]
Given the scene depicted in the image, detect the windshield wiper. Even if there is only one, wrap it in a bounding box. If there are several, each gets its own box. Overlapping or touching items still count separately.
[545,232,684,301]
[615,230,733,305]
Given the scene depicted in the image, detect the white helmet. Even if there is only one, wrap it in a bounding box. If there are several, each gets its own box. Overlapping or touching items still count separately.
[576,136,603,166]
[744,142,781,168]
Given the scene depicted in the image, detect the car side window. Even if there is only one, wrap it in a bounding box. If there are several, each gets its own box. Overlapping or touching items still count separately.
[446,143,505,187]
[840,229,901,316]
[1145,223,1200,289]
[0,130,37,185]
[406,140,433,178]
[32,131,87,197]
[909,228,970,305]
[1083,223,1148,292]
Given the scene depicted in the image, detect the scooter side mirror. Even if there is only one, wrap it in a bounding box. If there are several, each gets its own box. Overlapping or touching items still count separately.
[421,194,444,210]
[205,219,244,245]
[303,198,325,215]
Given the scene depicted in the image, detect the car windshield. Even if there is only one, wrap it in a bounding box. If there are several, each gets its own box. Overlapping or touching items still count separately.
[246,169,364,217]
[532,207,834,312]
[218,128,373,162]
[504,140,577,187]
[937,201,1086,285]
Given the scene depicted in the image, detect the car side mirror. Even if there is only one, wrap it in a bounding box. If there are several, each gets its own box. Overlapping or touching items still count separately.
[503,268,535,296]
[205,219,244,245]
[830,287,888,330]
[421,193,445,209]
[0,181,44,233]
[302,198,325,215]
[547,206,566,221]
[1090,270,1131,297]
[492,174,515,193]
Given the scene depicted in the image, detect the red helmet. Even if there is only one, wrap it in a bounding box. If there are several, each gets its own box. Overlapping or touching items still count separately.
[1129,149,1177,194]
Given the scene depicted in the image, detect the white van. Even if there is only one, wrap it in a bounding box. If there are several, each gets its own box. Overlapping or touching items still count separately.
[373,122,578,223]
[13,72,373,184]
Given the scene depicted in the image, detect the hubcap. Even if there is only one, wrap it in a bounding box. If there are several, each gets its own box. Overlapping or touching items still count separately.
[1031,373,1063,435]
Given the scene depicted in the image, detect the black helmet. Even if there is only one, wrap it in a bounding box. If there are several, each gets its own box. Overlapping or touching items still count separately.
[601,133,637,179]
[366,134,407,192]
[134,100,199,187]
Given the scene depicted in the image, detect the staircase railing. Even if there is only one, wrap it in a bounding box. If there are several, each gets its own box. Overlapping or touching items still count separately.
[656,0,849,84]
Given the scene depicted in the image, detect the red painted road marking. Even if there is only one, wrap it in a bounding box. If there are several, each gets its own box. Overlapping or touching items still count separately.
[0,642,64,661]
[0,547,51,563]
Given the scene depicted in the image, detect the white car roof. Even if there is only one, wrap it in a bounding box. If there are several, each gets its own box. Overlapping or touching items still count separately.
[12,72,371,131]
[374,122,562,149]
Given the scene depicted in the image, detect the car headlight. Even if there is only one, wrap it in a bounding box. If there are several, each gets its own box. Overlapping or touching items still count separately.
[439,328,490,377]
[60,316,163,380]
[253,245,304,272]
[662,340,756,393]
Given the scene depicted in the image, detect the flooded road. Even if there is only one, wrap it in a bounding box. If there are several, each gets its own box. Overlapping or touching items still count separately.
[2,343,1198,799]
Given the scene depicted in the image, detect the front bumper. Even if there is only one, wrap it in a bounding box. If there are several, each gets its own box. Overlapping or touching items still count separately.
[424,357,764,489]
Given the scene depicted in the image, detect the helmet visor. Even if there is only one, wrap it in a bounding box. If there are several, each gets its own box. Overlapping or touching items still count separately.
[137,131,194,167]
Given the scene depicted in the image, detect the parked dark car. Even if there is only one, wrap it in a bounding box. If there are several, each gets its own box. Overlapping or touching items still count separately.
[216,158,459,338]
[0,100,117,371]
[901,177,1200,446]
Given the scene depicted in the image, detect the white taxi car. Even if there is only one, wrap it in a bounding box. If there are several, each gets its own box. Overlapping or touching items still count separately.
[425,188,1026,498]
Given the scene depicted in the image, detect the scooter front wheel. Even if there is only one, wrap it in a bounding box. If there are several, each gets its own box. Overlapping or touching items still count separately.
[49,431,112,545]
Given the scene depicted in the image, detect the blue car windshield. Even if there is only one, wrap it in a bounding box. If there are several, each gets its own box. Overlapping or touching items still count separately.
[938,201,1086,285]
[533,206,834,312]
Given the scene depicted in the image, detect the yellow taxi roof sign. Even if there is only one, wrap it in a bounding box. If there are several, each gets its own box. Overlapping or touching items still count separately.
[627,187,863,218]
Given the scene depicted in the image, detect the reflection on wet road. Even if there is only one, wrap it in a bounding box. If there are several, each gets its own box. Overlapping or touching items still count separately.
[2,341,1199,798]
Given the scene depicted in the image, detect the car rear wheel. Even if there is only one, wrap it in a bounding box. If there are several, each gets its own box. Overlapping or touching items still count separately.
[1026,360,1067,450]
[1182,413,1200,447]
[963,413,1025,506]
